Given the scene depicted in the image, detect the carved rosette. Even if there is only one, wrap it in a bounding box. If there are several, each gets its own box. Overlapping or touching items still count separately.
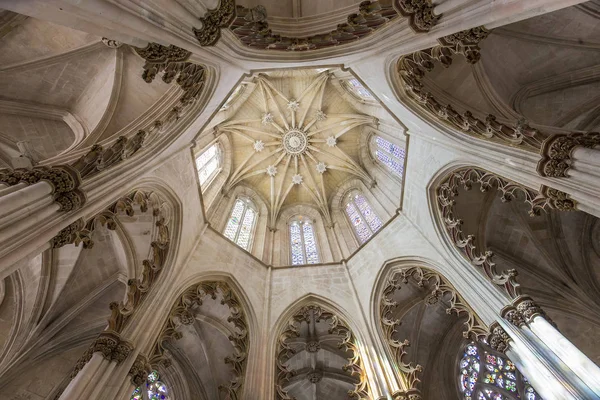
[0,165,85,212]
[537,132,600,177]
[148,281,249,400]
[193,0,236,46]
[129,354,152,387]
[101,37,123,48]
[394,0,440,32]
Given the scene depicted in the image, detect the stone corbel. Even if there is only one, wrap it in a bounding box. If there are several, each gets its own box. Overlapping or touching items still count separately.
[193,0,236,46]
[395,0,440,33]
[537,132,600,178]
[487,322,511,353]
[128,354,152,387]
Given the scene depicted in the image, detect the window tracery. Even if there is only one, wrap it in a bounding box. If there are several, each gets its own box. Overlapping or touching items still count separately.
[344,190,383,243]
[130,370,170,400]
[459,341,541,400]
[289,216,320,265]
[223,197,257,251]
[195,143,220,188]
[371,135,405,177]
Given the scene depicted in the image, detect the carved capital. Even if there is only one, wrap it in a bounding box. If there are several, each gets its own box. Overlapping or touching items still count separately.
[128,354,151,387]
[538,131,600,177]
[51,219,85,248]
[93,331,134,363]
[539,185,577,212]
[515,296,546,323]
[395,0,440,33]
[502,307,525,328]
[487,323,511,353]
[193,0,235,46]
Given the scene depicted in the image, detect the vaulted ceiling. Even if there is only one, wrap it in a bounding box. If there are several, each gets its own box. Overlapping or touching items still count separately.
[422,3,600,132]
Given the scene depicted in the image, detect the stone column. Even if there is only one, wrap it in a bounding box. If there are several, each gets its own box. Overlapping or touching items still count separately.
[58,331,134,400]
[502,296,600,398]
[0,166,86,277]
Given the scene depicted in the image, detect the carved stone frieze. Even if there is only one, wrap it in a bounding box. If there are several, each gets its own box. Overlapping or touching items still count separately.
[487,323,511,353]
[148,281,249,400]
[436,167,572,298]
[394,0,440,33]
[71,131,147,180]
[51,219,85,249]
[537,131,600,177]
[0,165,86,212]
[134,43,206,105]
[129,354,151,387]
[276,304,370,400]
[193,0,236,46]
[230,1,399,51]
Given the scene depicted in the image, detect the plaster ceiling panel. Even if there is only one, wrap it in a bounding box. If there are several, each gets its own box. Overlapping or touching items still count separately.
[0,113,75,159]
[0,16,99,67]
[99,48,172,140]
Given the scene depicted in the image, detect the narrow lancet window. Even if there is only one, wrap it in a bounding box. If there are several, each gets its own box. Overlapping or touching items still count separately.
[289,217,320,265]
[344,191,382,243]
[372,135,405,177]
[196,143,220,188]
[224,198,257,251]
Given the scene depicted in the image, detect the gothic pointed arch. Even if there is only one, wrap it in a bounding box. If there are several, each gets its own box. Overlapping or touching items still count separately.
[271,294,371,400]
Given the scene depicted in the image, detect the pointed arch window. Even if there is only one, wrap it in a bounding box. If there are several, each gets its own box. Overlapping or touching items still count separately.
[130,370,170,400]
[289,216,320,265]
[224,197,258,251]
[344,190,383,243]
[459,341,542,400]
[195,143,221,188]
[346,78,373,99]
[371,135,405,177]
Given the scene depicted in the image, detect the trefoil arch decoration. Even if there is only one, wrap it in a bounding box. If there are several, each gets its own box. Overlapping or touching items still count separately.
[148,281,249,400]
[275,304,371,400]
[435,167,576,299]
[379,266,488,396]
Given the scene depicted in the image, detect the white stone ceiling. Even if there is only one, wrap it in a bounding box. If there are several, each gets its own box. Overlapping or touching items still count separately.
[216,68,383,226]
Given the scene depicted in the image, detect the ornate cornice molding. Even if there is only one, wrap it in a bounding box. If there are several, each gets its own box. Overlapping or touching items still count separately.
[69,331,134,379]
[436,167,574,299]
[193,0,236,46]
[230,1,399,51]
[380,266,488,393]
[149,281,249,399]
[134,43,206,105]
[537,131,600,177]
[394,0,440,33]
[276,304,370,399]
[0,165,86,212]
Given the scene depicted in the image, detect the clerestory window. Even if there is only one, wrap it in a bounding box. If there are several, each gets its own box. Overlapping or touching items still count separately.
[371,135,405,177]
[344,190,382,243]
[195,143,220,189]
[223,197,258,251]
[289,216,320,265]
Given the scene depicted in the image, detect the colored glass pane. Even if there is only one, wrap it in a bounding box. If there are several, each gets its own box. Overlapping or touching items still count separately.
[346,201,370,243]
[196,144,219,186]
[354,193,382,233]
[290,222,304,265]
[303,222,319,264]
[374,136,405,177]
[237,207,256,250]
[131,371,170,400]
[224,199,244,241]
[348,78,373,98]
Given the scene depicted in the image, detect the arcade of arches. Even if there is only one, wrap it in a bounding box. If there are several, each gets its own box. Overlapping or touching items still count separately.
[0,0,599,399]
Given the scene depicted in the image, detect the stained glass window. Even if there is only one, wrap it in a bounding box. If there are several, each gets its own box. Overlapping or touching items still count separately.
[459,341,542,400]
[196,143,220,188]
[344,191,382,243]
[372,135,405,177]
[289,217,320,265]
[223,198,257,251]
[130,370,170,400]
[347,78,373,99]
